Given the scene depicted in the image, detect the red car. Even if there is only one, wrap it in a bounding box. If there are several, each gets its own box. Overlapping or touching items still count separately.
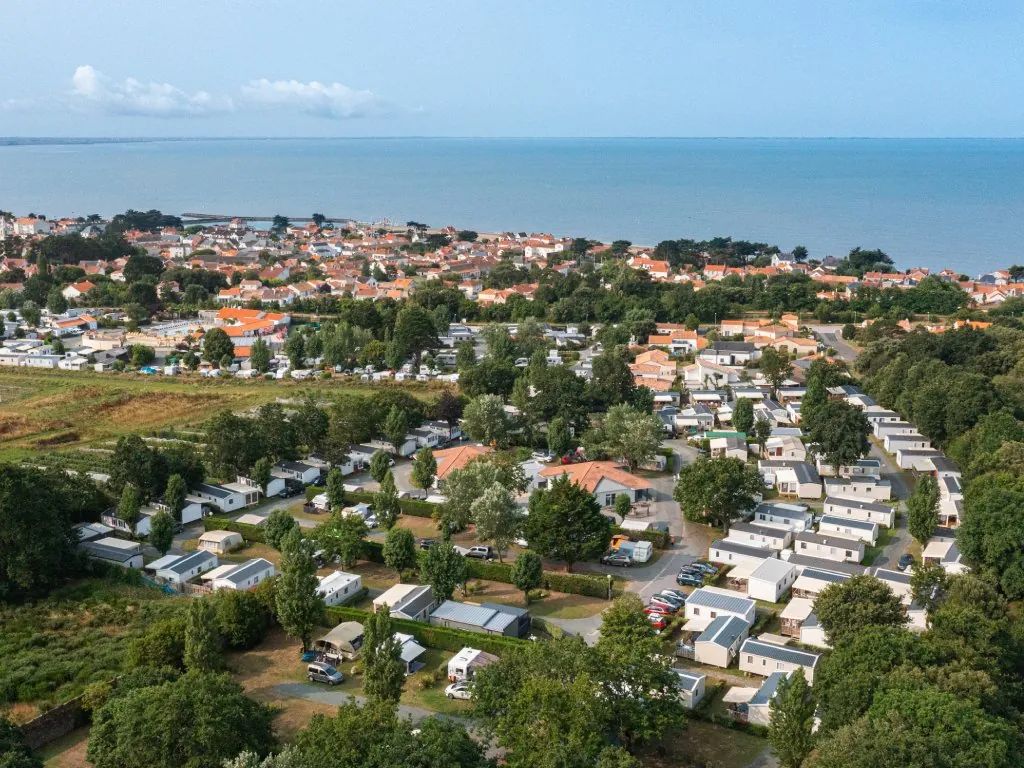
[648,614,668,630]
[644,605,673,617]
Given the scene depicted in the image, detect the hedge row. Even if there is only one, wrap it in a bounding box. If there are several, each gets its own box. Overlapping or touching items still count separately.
[610,526,671,549]
[464,559,619,599]
[324,605,525,656]
[344,490,436,519]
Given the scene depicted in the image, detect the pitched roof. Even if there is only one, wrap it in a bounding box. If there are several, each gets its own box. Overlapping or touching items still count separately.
[434,445,493,481]
[538,461,650,492]
[740,637,820,668]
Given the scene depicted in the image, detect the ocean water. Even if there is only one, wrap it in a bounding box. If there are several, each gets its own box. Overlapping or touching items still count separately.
[0,137,1022,274]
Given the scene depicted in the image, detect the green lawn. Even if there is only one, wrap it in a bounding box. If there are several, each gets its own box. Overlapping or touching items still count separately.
[864,527,895,565]
[641,719,768,768]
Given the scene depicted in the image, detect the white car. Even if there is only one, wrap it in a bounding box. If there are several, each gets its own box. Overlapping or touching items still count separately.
[445,682,472,701]
[531,450,554,463]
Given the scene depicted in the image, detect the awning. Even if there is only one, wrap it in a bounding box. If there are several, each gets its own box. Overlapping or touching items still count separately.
[722,687,759,704]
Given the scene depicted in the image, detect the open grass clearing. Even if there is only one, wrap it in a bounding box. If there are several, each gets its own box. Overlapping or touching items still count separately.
[37,727,90,768]
[640,719,768,768]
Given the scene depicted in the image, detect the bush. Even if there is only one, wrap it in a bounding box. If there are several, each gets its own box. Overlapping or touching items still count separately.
[463,558,618,599]
[610,526,671,549]
[201,517,266,544]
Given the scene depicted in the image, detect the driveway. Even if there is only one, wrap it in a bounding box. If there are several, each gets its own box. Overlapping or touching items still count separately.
[807,324,859,363]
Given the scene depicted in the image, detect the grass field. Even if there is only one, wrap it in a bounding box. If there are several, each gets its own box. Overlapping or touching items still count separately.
[0,368,439,461]
[641,720,769,768]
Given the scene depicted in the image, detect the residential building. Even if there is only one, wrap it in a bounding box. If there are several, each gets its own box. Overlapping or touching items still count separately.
[684,586,757,626]
[429,600,531,638]
[317,571,362,606]
[709,539,776,568]
[746,558,798,603]
[692,615,751,668]
[373,583,436,622]
[739,637,821,684]
[818,515,879,545]
[154,550,218,584]
[822,496,896,528]
[210,558,276,590]
[538,461,652,506]
[793,531,865,564]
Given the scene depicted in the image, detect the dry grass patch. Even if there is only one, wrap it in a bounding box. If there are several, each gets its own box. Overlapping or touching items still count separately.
[38,727,90,768]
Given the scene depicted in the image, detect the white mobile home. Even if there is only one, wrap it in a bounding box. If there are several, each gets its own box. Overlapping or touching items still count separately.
[822,496,896,528]
[823,477,892,502]
[373,583,437,622]
[673,670,707,709]
[726,522,793,551]
[791,567,850,600]
[793,531,865,564]
[155,550,218,584]
[197,529,244,554]
[211,558,276,590]
[685,586,757,626]
[759,460,822,499]
[746,558,798,603]
[818,515,878,545]
[779,597,815,639]
[317,571,362,606]
[726,671,791,726]
[739,637,821,685]
[709,539,776,568]
[692,614,751,668]
[883,433,931,453]
[873,420,918,439]
[192,483,252,512]
[78,537,143,569]
[751,502,813,532]
[447,647,499,682]
[895,448,943,471]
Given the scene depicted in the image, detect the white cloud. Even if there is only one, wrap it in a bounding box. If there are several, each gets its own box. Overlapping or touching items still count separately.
[241,78,388,119]
[68,65,235,117]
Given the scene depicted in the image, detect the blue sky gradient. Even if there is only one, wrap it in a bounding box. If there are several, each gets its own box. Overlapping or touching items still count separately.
[1,0,1022,137]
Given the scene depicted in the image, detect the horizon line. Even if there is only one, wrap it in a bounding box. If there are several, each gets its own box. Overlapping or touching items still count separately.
[3,135,1024,142]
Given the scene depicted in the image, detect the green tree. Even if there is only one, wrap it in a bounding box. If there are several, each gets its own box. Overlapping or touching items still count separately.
[547,416,572,457]
[759,346,791,394]
[118,484,142,530]
[315,512,367,570]
[130,344,155,367]
[957,472,1024,598]
[383,406,408,452]
[523,475,611,572]
[602,404,662,471]
[369,450,391,484]
[383,526,417,581]
[361,605,406,704]
[806,400,870,475]
[471,481,521,561]
[250,457,273,494]
[674,456,763,533]
[906,474,939,544]
[455,339,476,370]
[732,397,755,433]
[768,669,816,768]
[0,714,41,768]
[109,434,163,500]
[126,616,186,671]
[149,511,174,555]
[908,559,948,615]
[87,672,275,768]
[598,593,655,646]
[815,574,906,646]
[421,535,468,603]
[212,589,268,650]
[438,455,528,532]
[435,389,465,426]
[753,417,773,455]
[590,346,636,407]
[264,508,298,549]
[391,303,439,368]
[292,396,329,453]
[184,598,222,672]
[374,470,401,530]
[275,528,324,650]
[203,326,235,363]
[614,492,632,519]
[322,468,344,513]
[20,300,40,327]
[510,551,543,603]
[249,338,271,373]
[462,394,511,446]
[410,447,437,491]
[47,286,68,314]
[163,473,187,522]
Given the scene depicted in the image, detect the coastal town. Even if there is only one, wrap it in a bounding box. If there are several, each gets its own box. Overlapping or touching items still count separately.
[1,208,1022,768]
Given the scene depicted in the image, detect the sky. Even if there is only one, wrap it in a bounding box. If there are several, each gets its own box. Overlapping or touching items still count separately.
[1,0,1023,138]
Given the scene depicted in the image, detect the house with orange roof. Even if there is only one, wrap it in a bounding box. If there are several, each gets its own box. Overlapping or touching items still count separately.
[768,337,819,356]
[433,445,493,484]
[646,328,705,354]
[538,461,652,506]
[952,319,992,330]
[13,217,51,236]
[628,257,671,279]
[62,281,96,300]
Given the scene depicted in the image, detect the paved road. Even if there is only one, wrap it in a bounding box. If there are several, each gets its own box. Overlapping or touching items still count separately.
[275,682,469,725]
[868,442,913,569]
[807,323,860,363]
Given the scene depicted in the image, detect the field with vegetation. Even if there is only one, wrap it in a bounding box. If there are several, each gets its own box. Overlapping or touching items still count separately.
[0,577,185,723]
[0,368,439,461]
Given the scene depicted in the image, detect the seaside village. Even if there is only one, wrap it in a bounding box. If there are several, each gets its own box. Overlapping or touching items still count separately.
[0,214,980,741]
[0,213,1013,374]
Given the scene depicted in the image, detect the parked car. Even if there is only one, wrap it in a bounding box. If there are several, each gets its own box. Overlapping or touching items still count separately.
[531,450,553,463]
[600,553,633,567]
[445,682,473,700]
[688,562,718,575]
[644,604,673,617]
[465,546,493,560]
[648,614,668,630]
[897,553,915,571]
[676,571,703,587]
[279,480,305,498]
[659,589,689,604]
[307,662,344,686]
[649,595,682,612]
[418,538,436,551]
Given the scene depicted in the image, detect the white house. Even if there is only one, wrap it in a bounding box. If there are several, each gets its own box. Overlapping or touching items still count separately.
[78,536,143,569]
[692,614,751,668]
[673,670,707,709]
[883,433,932,453]
[818,515,878,545]
[816,458,882,479]
[751,502,813,532]
[682,360,742,389]
[759,460,822,499]
[709,539,777,568]
[873,420,918,439]
[317,571,362,606]
[685,586,757,626]
[155,550,219,584]
[726,522,793,551]
[922,537,968,575]
[724,671,791,726]
[793,531,865,564]
[746,558,798,603]
[675,405,715,433]
[822,496,896,528]
[895,448,943,471]
[192,483,253,512]
[739,637,820,685]
[709,436,748,460]
[274,460,322,485]
[699,341,760,366]
[373,583,437,622]
[762,435,807,461]
[211,558,276,590]
[823,476,892,502]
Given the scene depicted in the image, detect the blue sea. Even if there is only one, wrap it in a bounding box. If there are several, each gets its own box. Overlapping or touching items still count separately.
[0,137,1022,274]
